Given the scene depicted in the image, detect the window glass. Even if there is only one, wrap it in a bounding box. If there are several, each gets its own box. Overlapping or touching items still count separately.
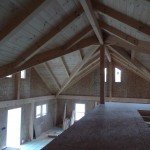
[115,68,121,82]
[42,104,47,116]
[36,105,41,118]
[75,104,85,121]
[21,70,26,79]
[104,68,107,82]
[6,75,12,78]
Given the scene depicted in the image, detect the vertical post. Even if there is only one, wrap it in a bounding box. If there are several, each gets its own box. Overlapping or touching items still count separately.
[109,62,113,99]
[29,102,34,140]
[15,72,21,100]
[100,45,105,104]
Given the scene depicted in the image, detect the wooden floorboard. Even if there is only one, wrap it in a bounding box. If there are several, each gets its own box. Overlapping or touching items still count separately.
[42,102,150,150]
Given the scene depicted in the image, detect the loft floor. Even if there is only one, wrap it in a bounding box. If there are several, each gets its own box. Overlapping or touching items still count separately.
[43,102,150,150]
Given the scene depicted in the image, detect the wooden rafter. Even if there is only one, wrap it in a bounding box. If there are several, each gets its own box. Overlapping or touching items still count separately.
[44,63,61,90]
[108,46,150,82]
[60,57,70,78]
[80,0,103,44]
[0,0,49,45]
[56,46,100,96]
[1,7,84,72]
[0,26,95,78]
[106,35,150,54]
[93,0,150,36]
[100,21,138,46]
[67,58,100,91]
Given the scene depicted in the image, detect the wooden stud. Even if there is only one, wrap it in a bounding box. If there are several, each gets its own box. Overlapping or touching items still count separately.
[15,72,21,100]
[108,61,113,98]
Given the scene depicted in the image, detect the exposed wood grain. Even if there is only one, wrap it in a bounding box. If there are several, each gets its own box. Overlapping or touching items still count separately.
[93,0,150,36]
[80,0,103,44]
[56,46,100,96]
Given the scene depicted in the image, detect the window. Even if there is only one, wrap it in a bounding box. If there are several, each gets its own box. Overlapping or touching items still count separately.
[6,75,12,78]
[75,104,85,121]
[104,68,107,82]
[21,70,26,79]
[36,105,41,118]
[36,104,48,118]
[115,68,121,82]
[42,104,47,116]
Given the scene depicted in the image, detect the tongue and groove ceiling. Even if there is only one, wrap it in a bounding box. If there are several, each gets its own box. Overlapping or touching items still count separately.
[0,0,149,94]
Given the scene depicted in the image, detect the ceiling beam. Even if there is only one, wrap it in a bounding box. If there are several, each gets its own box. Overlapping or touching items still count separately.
[56,46,100,96]
[108,46,150,82]
[79,0,112,63]
[4,7,84,69]
[0,26,94,78]
[0,0,49,45]
[105,46,111,62]
[93,0,150,36]
[100,21,138,46]
[67,59,99,91]
[106,35,150,54]
[80,0,103,44]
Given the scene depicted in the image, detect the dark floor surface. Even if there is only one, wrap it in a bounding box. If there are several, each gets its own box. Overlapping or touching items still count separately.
[43,102,150,150]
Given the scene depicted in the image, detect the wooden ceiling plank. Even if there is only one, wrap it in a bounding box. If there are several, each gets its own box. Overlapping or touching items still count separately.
[56,46,100,96]
[44,63,61,90]
[106,35,150,54]
[9,7,84,68]
[0,34,98,78]
[93,0,150,36]
[67,60,99,91]
[0,0,49,45]
[60,57,70,78]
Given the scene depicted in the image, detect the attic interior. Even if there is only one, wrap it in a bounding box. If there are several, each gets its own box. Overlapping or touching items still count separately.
[0,0,150,150]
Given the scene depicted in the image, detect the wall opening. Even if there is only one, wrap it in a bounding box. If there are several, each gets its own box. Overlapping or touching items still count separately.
[6,107,22,148]
[75,103,85,121]
[115,68,121,82]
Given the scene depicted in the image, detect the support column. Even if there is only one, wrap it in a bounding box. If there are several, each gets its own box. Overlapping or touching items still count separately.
[29,102,34,140]
[15,72,21,100]
[109,62,113,98]
[100,45,105,104]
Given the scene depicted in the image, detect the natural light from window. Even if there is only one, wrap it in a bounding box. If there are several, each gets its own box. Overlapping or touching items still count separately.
[115,68,121,82]
[104,68,107,82]
[21,70,26,79]
[36,105,41,118]
[6,75,12,78]
[75,103,85,121]
[42,104,47,116]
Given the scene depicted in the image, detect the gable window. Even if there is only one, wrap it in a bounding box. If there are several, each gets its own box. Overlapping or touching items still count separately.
[36,105,41,118]
[115,68,121,82]
[21,70,26,79]
[104,68,107,82]
[6,75,12,78]
[42,104,47,116]
[75,103,85,121]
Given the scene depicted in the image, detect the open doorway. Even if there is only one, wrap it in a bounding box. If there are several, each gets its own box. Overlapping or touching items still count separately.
[6,107,22,148]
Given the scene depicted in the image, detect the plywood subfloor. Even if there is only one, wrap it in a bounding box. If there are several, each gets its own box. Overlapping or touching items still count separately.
[43,102,150,150]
